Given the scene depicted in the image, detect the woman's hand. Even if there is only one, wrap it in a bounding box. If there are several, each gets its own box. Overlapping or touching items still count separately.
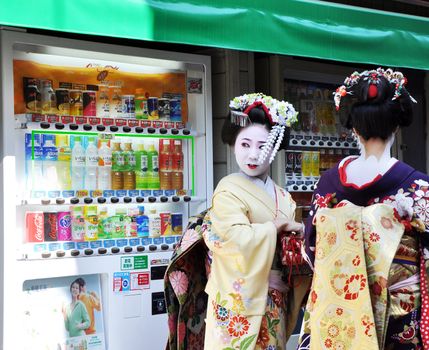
[273,218,304,235]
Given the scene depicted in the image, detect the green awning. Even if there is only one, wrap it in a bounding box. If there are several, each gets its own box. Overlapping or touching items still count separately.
[1,0,428,70]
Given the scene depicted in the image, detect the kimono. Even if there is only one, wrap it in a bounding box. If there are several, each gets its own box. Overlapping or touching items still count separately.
[300,158,429,349]
[203,173,310,350]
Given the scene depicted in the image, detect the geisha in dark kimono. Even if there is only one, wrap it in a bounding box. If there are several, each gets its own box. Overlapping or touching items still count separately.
[299,68,429,349]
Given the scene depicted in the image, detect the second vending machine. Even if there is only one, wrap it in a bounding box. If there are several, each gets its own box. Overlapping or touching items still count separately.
[0,29,212,350]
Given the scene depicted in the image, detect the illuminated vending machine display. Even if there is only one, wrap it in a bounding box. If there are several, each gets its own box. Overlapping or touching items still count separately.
[0,30,212,349]
[283,79,359,221]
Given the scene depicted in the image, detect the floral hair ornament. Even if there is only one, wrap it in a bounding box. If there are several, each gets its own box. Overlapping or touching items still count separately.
[333,68,417,111]
[229,93,298,164]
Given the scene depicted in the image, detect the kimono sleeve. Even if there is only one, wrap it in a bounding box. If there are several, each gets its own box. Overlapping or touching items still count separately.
[303,175,335,267]
[204,189,277,274]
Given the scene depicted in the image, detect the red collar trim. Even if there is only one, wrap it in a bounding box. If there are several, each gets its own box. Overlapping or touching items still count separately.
[339,157,383,190]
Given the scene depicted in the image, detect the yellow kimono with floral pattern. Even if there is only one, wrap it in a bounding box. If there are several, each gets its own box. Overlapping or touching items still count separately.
[203,174,306,350]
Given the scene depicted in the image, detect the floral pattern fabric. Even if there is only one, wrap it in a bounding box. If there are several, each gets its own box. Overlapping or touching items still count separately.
[300,203,404,350]
[303,160,429,349]
[164,210,209,350]
[205,288,287,350]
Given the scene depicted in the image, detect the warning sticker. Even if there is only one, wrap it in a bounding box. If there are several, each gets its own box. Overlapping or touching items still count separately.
[130,272,150,291]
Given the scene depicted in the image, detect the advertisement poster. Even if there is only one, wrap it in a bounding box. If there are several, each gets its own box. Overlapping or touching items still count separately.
[22,274,105,350]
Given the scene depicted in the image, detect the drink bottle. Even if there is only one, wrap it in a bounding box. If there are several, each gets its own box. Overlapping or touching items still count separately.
[123,142,136,189]
[135,143,148,189]
[56,134,72,190]
[85,136,98,190]
[147,141,160,190]
[136,206,149,237]
[159,139,172,190]
[42,135,58,190]
[98,139,112,190]
[71,136,85,190]
[25,133,43,192]
[171,139,184,190]
[111,141,124,190]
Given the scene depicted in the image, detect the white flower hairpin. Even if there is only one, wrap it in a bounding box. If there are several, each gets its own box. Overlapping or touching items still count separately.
[229,93,298,164]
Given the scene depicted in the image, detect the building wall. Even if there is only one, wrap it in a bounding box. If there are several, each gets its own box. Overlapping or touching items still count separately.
[199,49,255,190]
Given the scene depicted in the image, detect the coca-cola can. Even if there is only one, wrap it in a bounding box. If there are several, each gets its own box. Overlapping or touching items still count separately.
[26,211,44,243]
[57,211,72,241]
[44,212,58,241]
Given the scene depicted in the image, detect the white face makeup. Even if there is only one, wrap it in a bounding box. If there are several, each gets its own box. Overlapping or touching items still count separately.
[234,124,271,180]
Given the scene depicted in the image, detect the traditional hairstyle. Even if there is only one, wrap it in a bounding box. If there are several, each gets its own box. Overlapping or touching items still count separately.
[222,93,298,164]
[334,68,416,141]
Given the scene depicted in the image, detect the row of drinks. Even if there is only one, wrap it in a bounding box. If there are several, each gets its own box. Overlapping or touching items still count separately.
[25,206,183,244]
[24,78,182,121]
[25,134,184,192]
[286,148,355,178]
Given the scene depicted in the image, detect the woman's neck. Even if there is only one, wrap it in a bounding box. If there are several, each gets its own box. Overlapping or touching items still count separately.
[360,137,392,161]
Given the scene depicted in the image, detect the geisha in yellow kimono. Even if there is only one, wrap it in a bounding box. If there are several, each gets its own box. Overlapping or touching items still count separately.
[203,94,311,350]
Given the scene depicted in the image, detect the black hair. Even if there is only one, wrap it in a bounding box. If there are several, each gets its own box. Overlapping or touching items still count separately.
[340,75,413,141]
[75,277,86,287]
[70,278,81,292]
[221,106,290,150]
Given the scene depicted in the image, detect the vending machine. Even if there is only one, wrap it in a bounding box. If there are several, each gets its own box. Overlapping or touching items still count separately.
[0,29,212,350]
[282,78,359,220]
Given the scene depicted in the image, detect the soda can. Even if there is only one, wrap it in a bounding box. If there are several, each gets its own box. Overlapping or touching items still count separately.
[23,78,41,114]
[135,96,148,120]
[44,212,58,241]
[121,95,135,118]
[57,211,72,241]
[169,99,182,122]
[147,97,159,120]
[26,211,44,243]
[170,213,183,235]
[55,89,70,115]
[159,212,172,236]
[69,90,83,116]
[83,90,97,117]
[311,151,320,177]
[294,151,302,175]
[286,151,295,176]
[302,151,312,177]
[158,98,170,120]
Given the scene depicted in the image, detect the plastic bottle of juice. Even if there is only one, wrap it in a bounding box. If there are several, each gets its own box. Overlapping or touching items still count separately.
[147,141,160,190]
[98,139,112,190]
[42,135,59,190]
[56,134,71,190]
[85,136,98,190]
[123,141,136,189]
[71,136,86,190]
[111,140,124,190]
[135,143,148,189]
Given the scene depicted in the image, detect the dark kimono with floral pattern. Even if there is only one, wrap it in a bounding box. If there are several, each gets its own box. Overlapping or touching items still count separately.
[164,210,209,350]
[302,159,429,349]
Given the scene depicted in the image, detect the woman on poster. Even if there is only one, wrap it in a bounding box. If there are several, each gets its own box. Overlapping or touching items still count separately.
[62,279,90,338]
[299,68,429,349]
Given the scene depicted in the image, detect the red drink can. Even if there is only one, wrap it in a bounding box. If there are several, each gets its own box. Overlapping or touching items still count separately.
[44,212,58,241]
[83,91,97,117]
[159,212,172,236]
[26,211,44,243]
[57,211,72,241]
